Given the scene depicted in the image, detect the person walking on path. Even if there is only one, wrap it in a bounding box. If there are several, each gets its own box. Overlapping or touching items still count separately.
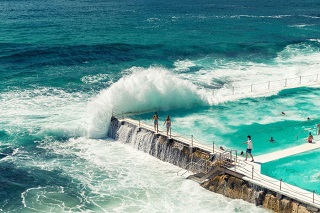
[243,135,254,162]
[152,112,159,132]
[163,115,171,136]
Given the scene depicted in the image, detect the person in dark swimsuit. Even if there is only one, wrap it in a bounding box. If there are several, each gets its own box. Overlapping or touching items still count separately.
[307,132,313,143]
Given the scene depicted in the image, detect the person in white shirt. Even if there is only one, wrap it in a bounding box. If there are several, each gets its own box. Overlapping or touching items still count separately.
[243,135,254,162]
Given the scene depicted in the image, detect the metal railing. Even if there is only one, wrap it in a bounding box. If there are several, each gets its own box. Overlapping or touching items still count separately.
[215,73,320,97]
[111,102,320,208]
[220,149,320,206]
[116,113,320,207]
[294,125,319,140]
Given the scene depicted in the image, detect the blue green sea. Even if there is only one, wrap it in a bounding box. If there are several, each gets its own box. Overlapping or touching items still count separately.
[1,0,320,212]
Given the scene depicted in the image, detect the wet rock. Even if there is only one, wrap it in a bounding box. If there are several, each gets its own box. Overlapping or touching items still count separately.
[306,205,319,212]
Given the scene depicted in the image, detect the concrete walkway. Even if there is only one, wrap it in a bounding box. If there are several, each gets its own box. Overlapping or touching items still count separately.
[123,118,224,154]
[255,140,320,163]
[121,118,320,208]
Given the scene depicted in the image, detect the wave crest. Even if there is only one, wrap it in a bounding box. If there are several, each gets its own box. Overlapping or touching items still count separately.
[86,67,207,138]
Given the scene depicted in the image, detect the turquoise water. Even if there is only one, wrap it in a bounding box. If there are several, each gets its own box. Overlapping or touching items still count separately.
[133,87,320,155]
[1,0,320,211]
[261,149,320,194]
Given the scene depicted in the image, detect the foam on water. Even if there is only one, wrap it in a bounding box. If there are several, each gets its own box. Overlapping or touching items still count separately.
[13,137,268,212]
[181,48,319,85]
[86,41,320,139]
[187,15,293,20]
[81,74,114,85]
[136,86,320,155]
[1,0,320,211]
[0,87,88,142]
[173,59,196,72]
[172,42,320,104]
[276,42,320,63]
[86,67,208,138]
[309,39,320,43]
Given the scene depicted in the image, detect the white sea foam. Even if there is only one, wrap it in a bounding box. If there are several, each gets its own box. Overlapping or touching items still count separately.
[4,44,318,141]
[173,59,196,72]
[289,24,315,28]
[86,67,207,138]
[227,15,291,19]
[309,39,320,43]
[147,17,161,22]
[276,43,320,64]
[81,74,113,84]
[189,14,292,20]
[0,87,88,139]
[176,43,320,103]
[300,15,320,19]
[17,137,268,213]
[87,42,320,138]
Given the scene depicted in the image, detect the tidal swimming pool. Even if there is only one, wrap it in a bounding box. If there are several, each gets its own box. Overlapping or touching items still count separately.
[131,105,319,156]
[261,148,320,194]
[127,86,320,156]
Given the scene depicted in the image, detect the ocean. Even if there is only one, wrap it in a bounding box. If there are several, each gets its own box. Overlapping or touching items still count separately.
[1,0,320,212]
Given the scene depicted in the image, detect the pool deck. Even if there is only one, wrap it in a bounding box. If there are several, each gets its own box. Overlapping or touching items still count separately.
[255,139,320,163]
[121,118,320,209]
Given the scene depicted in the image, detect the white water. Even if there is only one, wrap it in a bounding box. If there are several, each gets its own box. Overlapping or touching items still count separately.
[2,44,318,142]
[174,44,320,103]
[85,43,320,139]
[15,137,268,213]
[1,43,319,212]
[86,67,207,138]
[0,87,88,140]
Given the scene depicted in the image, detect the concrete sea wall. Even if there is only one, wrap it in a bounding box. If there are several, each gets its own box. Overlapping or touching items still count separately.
[108,117,320,213]
[108,117,212,174]
[201,174,319,213]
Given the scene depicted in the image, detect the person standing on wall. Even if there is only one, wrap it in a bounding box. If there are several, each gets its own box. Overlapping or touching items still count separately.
[152,112,159,132]
[163,115,171,136]
[243,135,254,162]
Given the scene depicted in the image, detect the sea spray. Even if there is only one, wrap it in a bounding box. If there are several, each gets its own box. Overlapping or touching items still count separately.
[86,67,207,138]
[86,61,320,138]
[86,41,320,138]
[174,41,320,104]
[1,0,319,211]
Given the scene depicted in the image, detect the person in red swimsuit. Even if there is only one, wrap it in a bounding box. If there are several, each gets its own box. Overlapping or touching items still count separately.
[307,132,313,143]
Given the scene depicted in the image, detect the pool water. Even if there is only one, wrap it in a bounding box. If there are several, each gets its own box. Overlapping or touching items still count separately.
[132,87,320,155]
[261,149,320,194]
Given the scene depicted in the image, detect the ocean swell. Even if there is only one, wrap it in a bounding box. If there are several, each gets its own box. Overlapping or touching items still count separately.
[86,67,207,138]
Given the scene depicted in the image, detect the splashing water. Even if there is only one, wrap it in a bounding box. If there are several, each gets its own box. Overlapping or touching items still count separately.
[86,67,208,138]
